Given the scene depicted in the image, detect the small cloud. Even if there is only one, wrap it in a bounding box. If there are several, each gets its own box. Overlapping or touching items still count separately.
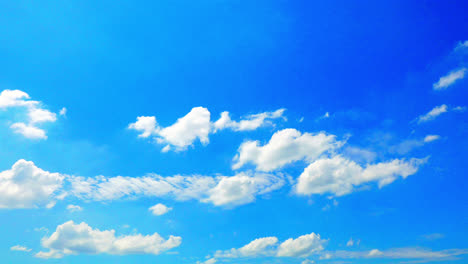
[11,245,31,252]
[433,67,466,90]
[66,204,82,212]
[368,249,383,257]
[59,107,67,116]
[417,105,448,123]
[149,203,172,216]
[346,238,354,247]
[423,135,440,143]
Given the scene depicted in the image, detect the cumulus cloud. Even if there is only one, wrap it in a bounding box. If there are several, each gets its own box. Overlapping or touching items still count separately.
[35,220,181,258]
[276,233,326,257]
[128,107,286,152]
[69,171,284,207]
[11,245,32,252]
[66,204,82,212]
[295,156,425,197]
[433,68,466,90]
[212,232,326,261]
[213,109,285,132]
[233,128,342,171]
[0,159,64,208]
[0,89,61,139]
[149,203,172,216]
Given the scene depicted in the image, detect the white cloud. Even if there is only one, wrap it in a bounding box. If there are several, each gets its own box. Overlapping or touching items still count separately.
[203,172,285,207]
[66,204,82,212]
[213,232,326,261]
[149,203,172,216]
[423,135,440,143]
[197,258,217,264]
[69,171,284,207]
[0,159,64,208]
[346,238,354,247]
[128,116,159,138]
[0,89,60,139]
[129,107,211,151]
[129,107,286,152]
[455,40,468,50]
[10,122,47,139]
[11,245,32,252]
[417,105,448,123]
[213,109,285,132]
[433,68,466,90]
[158,107,211,150]
[416,105,465,124]
[390,135,440,154]
[233,128,342,171]
[59,107,67,116]
[28,108,57,124]
[295,156,425,197]
[277,233,326,257]
[215,237,279,258]
[35,220,181,259]
[0,89,37,108]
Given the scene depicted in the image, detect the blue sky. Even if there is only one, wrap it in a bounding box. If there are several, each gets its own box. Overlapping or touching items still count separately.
[0,1,467,263]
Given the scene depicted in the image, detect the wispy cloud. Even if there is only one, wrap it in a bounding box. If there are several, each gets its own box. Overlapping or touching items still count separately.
[433,68,466,90]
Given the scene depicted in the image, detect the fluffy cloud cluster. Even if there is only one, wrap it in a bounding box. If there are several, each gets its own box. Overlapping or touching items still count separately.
[295,156,425,197]
[128,107,285,152]
[212,232,326,261]
[36,220,181,258]
[69,171,284,207]
[0,159,64,208]
[0,89,61,139]
[149,203,172,216]
[233,128,342,171]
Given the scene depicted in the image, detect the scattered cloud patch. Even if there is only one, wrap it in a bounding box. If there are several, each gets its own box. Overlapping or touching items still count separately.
[233,128,342,171]
[149,203,172,216]
[417,105,465,124]
[66,204,82,212]
[11,245,31,252]
[213,232,326,260]
[213,109,285,132]
[59,107,67,116]
[69,171,284,208]
[390,135,440,154]
[0,89,61,139]
[295,156,425,197]
[433,68,466,90]
[35,220,181,259]
[417,105,448,123]
[128,107,286,152]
